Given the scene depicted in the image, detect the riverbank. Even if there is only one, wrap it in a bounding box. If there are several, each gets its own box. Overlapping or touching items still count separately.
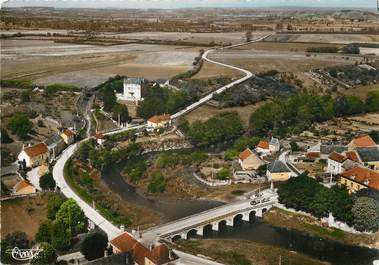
[64,157,161,230]
[175,239,329,265]
[264,207,379,249]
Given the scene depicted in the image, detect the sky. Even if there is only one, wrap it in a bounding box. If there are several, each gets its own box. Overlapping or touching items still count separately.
[1,0,377,9]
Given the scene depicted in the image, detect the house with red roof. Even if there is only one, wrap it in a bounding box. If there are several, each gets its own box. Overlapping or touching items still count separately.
[348,135,377,151]
[327,151,347,175]
[110,232,174,265]
[18,143,49,168]
[238,148,265,170]
[13,180,36,195]
[339,167,379,193]
[147,114,171,129]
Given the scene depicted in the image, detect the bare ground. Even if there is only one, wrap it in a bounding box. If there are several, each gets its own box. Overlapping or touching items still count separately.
[1,194,51,240]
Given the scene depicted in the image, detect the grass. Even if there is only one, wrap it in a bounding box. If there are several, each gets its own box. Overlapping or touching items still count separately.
[263,207,374,246]
[0,79,33,89]
[63,158,131,225]
[176,239,327,265]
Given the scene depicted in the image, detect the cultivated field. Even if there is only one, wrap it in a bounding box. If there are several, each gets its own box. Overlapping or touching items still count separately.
[1,39,201,87]
[266,33,379,44]
[233,41,344,52]
[192,61,243,80]
[184,102,266,126]
[209,49,360,73]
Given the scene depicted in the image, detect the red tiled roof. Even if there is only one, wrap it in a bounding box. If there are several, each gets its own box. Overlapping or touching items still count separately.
[145,244,171,265]
[14,180,33,192]
[351,135,376,148]
[342,167,379,191]
[148,114,170,124]
[95,133,105,139]
[239,148,253,161]
[306,152,320,159]
[110,233,148,265]
[345,151,359,162]
[328,151,347,163]
[63,129,74,137]
[24,143,48,157]
[257,140,269,149]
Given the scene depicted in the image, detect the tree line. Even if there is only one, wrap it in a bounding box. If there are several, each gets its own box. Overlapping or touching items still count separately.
[249,91,379,137]
[278,174,379,232]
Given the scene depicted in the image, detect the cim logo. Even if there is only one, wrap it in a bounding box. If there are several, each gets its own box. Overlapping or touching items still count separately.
[6,247,42,261]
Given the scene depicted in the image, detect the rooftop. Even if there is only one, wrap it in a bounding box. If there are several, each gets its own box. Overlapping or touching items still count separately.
[257,140,269,150]
[14,180,33,192]
[62,129,74,137]
[267,160,291,173]
[345,151,359,162]
[45,134,64,146]
[148,114,171,124]
[124,77,144,85]
[350,135,377,148]
[24,143,49,157]
[328,151,347,163]
[356,147,379,162]
[341,167,379,191]
[239,148,253,161]
[95,133,105,139]
[320,145,347,155]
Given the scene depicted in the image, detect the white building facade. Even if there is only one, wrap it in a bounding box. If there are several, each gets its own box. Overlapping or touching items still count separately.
[116,77,144,102]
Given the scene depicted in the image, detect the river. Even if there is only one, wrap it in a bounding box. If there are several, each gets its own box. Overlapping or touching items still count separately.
[102,156,379,265]
[102,157,223,222]
[196,218,379,265]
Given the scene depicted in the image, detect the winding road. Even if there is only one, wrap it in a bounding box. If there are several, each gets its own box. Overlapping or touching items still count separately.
[52,34,273,241]
[171,33,272,119]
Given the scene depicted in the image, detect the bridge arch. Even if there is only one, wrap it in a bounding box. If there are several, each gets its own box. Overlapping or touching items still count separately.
[249,210,257,222]
[218,220,227,231]
[187,229,198,239]
[233,213,243,226]
[203,224,213,237]
[172,234,182,241]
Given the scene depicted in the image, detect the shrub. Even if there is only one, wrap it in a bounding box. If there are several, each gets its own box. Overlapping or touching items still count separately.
[40,173,56,191]
[80,232,108,261]
[8,112,32,139]
[148,172,166,193]
[217,167,230,180]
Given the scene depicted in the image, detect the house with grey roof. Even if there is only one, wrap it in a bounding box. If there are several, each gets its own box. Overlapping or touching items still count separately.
[44,133,65,161]
[356,147,379,170]
[266,160,292,181]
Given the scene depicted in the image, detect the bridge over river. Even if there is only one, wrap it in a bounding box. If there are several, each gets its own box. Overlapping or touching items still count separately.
[138,189,278,245]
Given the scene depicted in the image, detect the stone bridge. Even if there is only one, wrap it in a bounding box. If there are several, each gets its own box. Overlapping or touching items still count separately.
[139,190,277,245]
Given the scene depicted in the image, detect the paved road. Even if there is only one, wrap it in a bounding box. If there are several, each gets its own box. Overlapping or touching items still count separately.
[52,143,122,239]
[173,249,225,265]
[171,33,272,119]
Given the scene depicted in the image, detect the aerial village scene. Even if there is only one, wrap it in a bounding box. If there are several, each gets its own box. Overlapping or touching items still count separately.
[0,0,379,264]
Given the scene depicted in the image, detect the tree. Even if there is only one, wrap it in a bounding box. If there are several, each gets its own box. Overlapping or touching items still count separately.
[4,231,29,249]
[36,222,52,243]
[366,91,379,112]
[51,220,71,251]
[47,195,66,220]
[369,131,379,144]
[80,232,108,261]
[8,112,32,139]
[20,90,31,102]
[31,243,56,265]
[217,167,230,180]
[1,128,13,143]
[40,173,56,191]
[112,103,130,123]
[55,199,86,235]
[352,197,379,232]
[290,141,300,152]
[102,83,117,112]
